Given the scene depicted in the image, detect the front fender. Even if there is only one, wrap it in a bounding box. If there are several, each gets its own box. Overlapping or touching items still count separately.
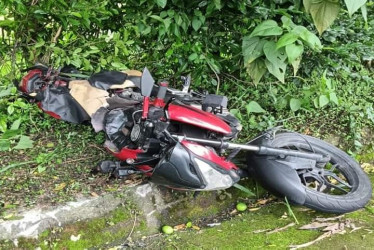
[247,154,306,204]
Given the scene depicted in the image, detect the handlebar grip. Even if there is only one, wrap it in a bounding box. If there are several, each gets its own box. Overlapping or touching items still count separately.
[157,81,168,99]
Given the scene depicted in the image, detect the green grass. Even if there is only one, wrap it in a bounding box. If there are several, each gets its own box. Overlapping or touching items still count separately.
[150,178,374,249]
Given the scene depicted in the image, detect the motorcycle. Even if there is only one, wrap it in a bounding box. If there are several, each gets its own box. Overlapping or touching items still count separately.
[18,65,372,214]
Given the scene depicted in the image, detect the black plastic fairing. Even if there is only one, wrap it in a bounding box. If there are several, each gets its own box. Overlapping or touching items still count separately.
[151,143,205,189]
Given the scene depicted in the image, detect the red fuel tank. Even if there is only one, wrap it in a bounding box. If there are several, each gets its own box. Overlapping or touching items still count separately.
[167,104,231,135]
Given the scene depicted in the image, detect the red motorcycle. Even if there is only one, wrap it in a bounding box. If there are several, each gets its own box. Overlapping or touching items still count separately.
[19,66,372,214]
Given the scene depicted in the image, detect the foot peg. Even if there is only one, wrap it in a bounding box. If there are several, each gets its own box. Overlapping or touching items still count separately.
[97,160,120,174]
[96,160,143,178]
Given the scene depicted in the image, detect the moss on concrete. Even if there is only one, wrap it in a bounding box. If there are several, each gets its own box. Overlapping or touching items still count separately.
[0,204,145,249]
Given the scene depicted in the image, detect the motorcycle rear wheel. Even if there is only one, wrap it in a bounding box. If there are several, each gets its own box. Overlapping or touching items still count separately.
[265,132,372,213]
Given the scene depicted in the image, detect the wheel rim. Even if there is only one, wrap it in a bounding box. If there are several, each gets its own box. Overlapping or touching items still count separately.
[283,144,353,196]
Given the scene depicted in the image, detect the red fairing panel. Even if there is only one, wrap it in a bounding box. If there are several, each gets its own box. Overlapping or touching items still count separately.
[167,104,231,135]
[37,102,61,120]
[181,141,238,171]
[110,147,143,161]
[21,69,42,93]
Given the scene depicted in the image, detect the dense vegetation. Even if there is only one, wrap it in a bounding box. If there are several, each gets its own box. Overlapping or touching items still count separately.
[0,0,373,207]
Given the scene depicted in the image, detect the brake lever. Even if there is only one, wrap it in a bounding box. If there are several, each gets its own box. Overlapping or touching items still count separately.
[181,74,191,93]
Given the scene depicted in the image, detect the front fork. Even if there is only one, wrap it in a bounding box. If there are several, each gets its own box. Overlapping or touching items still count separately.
[171,135,330,163]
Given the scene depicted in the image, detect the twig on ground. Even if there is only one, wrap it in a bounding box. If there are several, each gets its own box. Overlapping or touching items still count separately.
[88,144,107,153]
[52,26,62,43]
[315,215,344,222]
[127,212,137,240]
[61,156,96,165]
[290,231,332,249]
[266,223,295,235]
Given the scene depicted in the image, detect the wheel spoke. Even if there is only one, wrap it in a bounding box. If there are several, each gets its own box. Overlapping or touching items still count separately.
[329,163,338,172]
[322,178,349,194]
[324,172,352,189]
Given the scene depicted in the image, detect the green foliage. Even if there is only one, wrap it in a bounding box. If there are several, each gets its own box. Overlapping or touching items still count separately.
[0,0,372,155]
[242,17,322,84]
[303,0,368,34]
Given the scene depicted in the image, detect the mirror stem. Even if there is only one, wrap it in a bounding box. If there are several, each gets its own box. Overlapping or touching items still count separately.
[142,96,150,119]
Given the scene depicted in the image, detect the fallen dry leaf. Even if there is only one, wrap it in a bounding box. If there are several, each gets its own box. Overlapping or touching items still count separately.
[91,192,99,197]
[229,209,238,215]
[255,198,273,206]
[249,207,261,212]
[70,234,81,241]
[291,215,351,249]
[54,182,66,191]
[192,225,200,231]
[174,224,186,231]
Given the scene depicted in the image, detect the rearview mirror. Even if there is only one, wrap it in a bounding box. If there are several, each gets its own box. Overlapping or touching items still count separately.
[141,67,154,97]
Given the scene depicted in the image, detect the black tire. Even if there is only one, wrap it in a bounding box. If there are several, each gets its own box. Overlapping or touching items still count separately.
[269,132,372,214]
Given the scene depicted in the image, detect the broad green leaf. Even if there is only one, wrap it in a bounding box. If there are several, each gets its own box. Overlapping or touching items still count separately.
[70,12,82,18]
[0,140,11,151]
[164,17,172,30]
[233,183,255,197]
[0,120,7,133]
[7,106,14,115]
[303,0,312,13]
[319,95,329,108]
[329,92,339,105]
[307,0,340,35]
[156,0,167,8]
[150,15,164,23]
[290,98,301,111]
[250,20,283,37]
[276,32,299,49]
[14,136,33,150]
[361,5,368,23]
[188,53,198,61]
[291,57,302,76]
[246,58,267,85]
[230,109,242,120]
[10,119,21,130]
[1,129,20,139]
[214,0,223,10]
[34,40,45,48]
[344,0,366,17]
[313,97,319,108]
[281,16,296,30]
[192,17,202,31]
[34,10,47,15]
[246,101,266,113]
[285,43,304,64]
[265,59,287,83]
[0,88,12,98]
[294,26,322,51]
[263,41,287,65]
[263,41,287,83]
[242,36,266,65]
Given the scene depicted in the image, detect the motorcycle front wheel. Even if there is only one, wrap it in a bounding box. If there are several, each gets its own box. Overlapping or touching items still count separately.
[252,132,372,214]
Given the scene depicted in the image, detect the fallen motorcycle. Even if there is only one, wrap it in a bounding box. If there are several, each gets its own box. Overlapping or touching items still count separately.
[18,65,372,214]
